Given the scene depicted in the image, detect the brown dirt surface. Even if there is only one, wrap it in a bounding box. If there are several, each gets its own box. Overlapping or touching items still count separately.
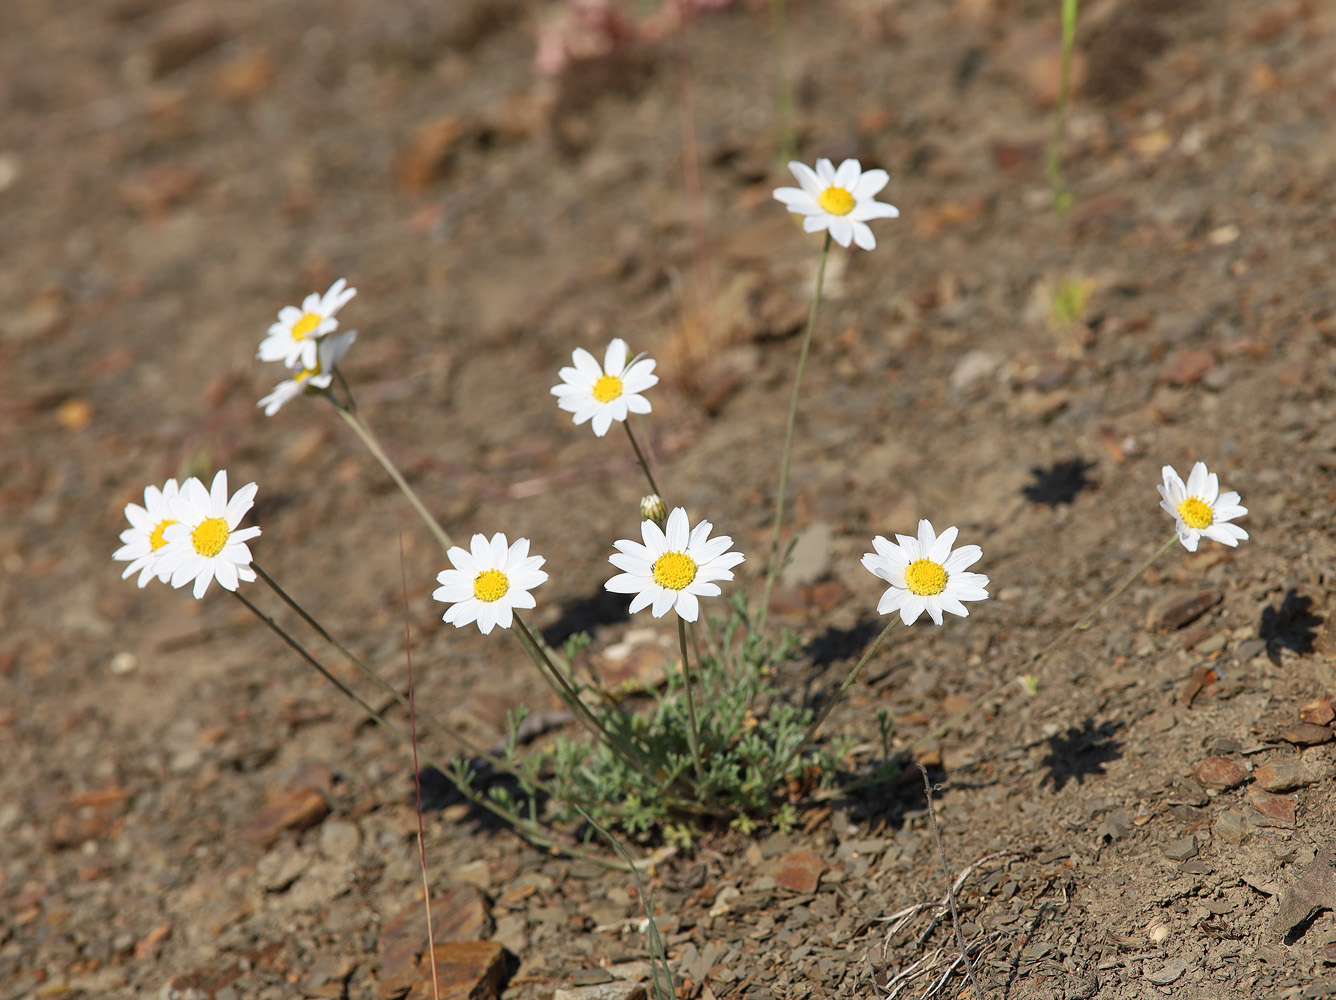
[4,1,1336,998]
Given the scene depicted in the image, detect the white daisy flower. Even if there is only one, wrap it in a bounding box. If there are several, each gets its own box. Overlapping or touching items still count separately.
[433,533,549,635]
[257,278,357,371]
[861,519,989,626]
[258,330,357,416]
[1158,462,1248,552]
[773,157,900,250]
[156,470,262,600]
[550,337,658,437]
[113,478,184,587]
[605,507,745,622]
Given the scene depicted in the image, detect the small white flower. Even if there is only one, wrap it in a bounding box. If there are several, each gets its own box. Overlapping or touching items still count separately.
[113,478,183,587]
[773,157,900,250]
[258,330,357,416]
[156,471,262,600]
[1158,462,1248,552]
[551,337,658,437]
[861,520,989,626]
[433,533,549,635]
[605,507,745,622]
[257,278,357,370]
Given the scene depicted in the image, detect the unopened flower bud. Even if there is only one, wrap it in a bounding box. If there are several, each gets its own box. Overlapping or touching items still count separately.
[640,494,667,529]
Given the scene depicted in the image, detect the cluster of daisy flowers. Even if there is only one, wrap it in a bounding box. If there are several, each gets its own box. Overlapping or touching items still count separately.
[255,278,358,416]
[114,471,261,599]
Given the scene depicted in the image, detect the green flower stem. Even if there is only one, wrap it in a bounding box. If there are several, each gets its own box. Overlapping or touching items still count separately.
[758,232,832,635]
[678,618,706,788]
[622,419,662,499]
[769,0,796,162]
[249,563,579,801]
[768,614,898,784]
[1046,0,1079,219]
[232,586,631,869]
[903,532,1180,761]
[1027,533,1179,666]
[512,614,689,803]
[325,383,454,554]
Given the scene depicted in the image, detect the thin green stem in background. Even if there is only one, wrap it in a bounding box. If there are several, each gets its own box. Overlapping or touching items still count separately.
[758,232,832,634]
[770,0,796,161]
[325,375,455,554]
[768,614,898,784]
[623,419,662,499]
[1046,0,1079,220]
[903,532,1180,760]
[677,618,705,788]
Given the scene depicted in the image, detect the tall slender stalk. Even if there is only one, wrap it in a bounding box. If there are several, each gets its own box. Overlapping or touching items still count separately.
[623,419,662,498]
[677,618,705,787]
[758,233,832,634]
[1046,0,1079,221]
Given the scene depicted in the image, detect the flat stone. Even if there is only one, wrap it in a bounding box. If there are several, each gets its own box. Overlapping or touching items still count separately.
[379,885,494,998]
[1299,699,1336,726]
[1215,808,1253,845]
[1254,759,1311,793]
[1281,723,1334,747]
[1146,957,1190,985]
[554,984,647,1000]
[409,940,505,1000]
[1155,590,1222,630]
[242,764,332,847]
[1165,835,1198,861]
[1247,789,1297,828]
[1194,757,1249,790]
[771,848,824,894]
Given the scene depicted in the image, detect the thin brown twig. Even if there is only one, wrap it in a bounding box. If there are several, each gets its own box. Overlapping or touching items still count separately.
[401,535,440,1000]
[918,764,987,1000]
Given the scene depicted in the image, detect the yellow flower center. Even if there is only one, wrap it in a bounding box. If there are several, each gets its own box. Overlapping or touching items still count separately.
[592,373,624,404]
[1177,497,1214,530]
[191,517,230,558]
[652,551,698,592]
[291,313,322,341]
[148,518,177,552]
[904,558,947,597]
[817,186,856,216]
[294,363,320,385]
[473,568,509,603]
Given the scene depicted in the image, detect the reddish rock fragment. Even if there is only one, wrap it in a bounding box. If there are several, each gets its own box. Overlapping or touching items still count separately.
[773,848,825,894]
[243,764,333,847]
[407,940,505,1000]
[379,885,494,998]
[1155,590,1223,630]
[1298,699,1335,726]
[397,116,469,194]
[1253,759,1311,793]
[1160,348,1216,387]
[1194,757,1248,791]
[1247,789,1297,828]
[1280,723,1334,747]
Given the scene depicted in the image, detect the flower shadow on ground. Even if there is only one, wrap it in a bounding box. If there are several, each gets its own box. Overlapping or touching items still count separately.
[1040,718,1124,792]
[1259,588,1322,665]
[1022,458,1098,508]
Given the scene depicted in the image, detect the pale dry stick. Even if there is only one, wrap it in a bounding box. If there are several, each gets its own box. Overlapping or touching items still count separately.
[758,233,833,636]
[400,537,441,1000]
[918,764,987,1000]
[880,948,943,1000]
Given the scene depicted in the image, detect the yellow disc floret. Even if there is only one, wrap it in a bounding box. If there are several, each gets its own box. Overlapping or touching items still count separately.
[1177,497,1214,530]
[473,568,510,603]
[817,187,856,216]
[149,518,177,552]
[904,558,947,597]
[191,517,231,558]
[592,373,624,403]
[652,551,698,592]
[291,313,322,341]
